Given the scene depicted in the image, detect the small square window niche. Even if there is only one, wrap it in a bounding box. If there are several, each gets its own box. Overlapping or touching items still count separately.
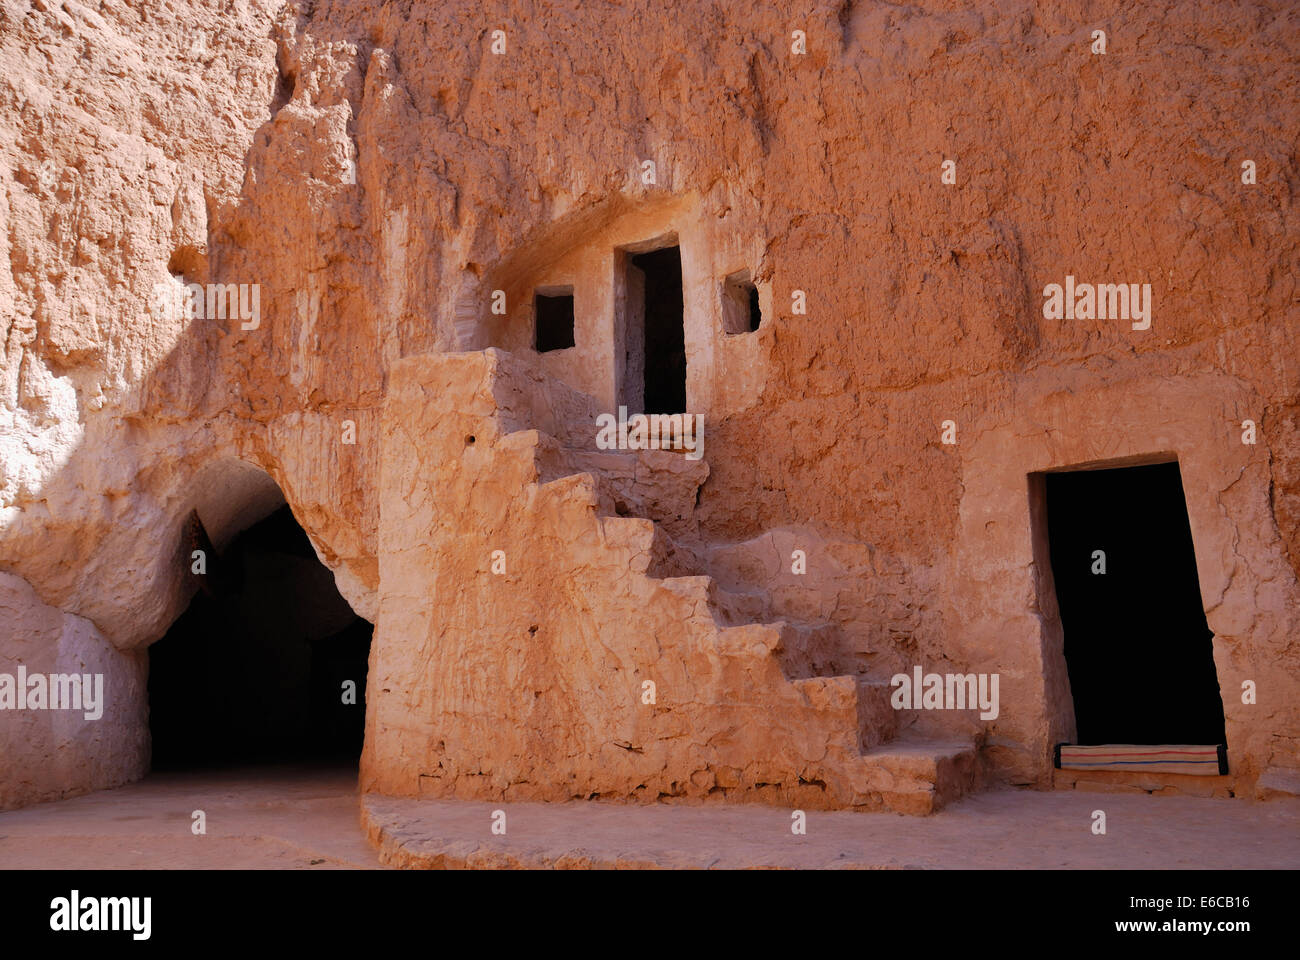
[722,270,761,334]
[534,287,575,352]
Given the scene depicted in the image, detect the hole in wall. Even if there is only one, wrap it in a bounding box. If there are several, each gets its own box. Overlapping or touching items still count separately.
[167,245,207,283]
[722,269,761,334]
[534,286,575,353]
[271,57,297,116]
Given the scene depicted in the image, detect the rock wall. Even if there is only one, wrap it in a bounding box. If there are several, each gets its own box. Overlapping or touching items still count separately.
[1,0,1296,808]
[0,572,147,809]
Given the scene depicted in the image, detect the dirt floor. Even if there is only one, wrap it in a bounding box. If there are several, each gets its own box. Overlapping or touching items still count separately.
[1,767,1296,869]
[0,765,382,869]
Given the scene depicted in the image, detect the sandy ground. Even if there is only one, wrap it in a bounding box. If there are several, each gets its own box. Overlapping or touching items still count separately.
[2,767,1297,869]
[0,765,382,869]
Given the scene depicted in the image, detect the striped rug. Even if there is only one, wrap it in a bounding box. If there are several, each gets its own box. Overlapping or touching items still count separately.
[1055,743,1228,775]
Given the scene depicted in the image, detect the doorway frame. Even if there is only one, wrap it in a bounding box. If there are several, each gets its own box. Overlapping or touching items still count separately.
[1027,451,1228,747]
[614,231,681,413]
[945,372,1282,788]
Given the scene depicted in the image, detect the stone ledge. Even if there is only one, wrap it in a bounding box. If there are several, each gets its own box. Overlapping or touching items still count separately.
[360,788,1300,870]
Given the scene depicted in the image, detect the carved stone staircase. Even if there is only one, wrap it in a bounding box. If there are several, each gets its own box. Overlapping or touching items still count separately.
[531,425,982,815]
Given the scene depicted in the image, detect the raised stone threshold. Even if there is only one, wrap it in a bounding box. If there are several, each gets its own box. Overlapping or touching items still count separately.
[361,788,1300,870]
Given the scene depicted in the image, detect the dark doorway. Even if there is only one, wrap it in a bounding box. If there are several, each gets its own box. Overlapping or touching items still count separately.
[1044,461,1226,745]
[632,245,686,414]
[148,505,371,770]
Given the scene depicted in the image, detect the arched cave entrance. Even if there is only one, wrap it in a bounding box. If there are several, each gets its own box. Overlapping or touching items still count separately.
[148,502,371,771]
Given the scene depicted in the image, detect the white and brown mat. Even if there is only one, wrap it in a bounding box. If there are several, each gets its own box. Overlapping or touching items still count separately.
[1055,743,1228,775]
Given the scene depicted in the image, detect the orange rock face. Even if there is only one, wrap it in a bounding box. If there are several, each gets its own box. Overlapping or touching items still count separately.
[1,2,1297,812]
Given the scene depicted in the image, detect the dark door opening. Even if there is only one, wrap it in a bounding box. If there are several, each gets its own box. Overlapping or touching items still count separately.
[631,245,686,414]
[148,505,372,770]
[1044,461,1226,745]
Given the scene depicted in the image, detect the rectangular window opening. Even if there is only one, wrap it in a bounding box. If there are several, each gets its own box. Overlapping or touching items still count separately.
[534,288,575,352]
[722,270,761,334]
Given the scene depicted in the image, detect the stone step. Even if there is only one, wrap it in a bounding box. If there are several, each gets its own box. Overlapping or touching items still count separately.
[598,516,699,579]
[656,575,769,626]
[855,737,982,815]
[855,678,900,751]
[359,786,1300,868]
[528,429,571,484]
[774,620,845,678]
[498,415,978,818]
[706,583,767,625]
[556,446,707,537]
[785,671,899,753]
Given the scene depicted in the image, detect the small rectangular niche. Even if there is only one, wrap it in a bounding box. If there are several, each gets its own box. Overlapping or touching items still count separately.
[534,286,575,352]
[721,270,761,334]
